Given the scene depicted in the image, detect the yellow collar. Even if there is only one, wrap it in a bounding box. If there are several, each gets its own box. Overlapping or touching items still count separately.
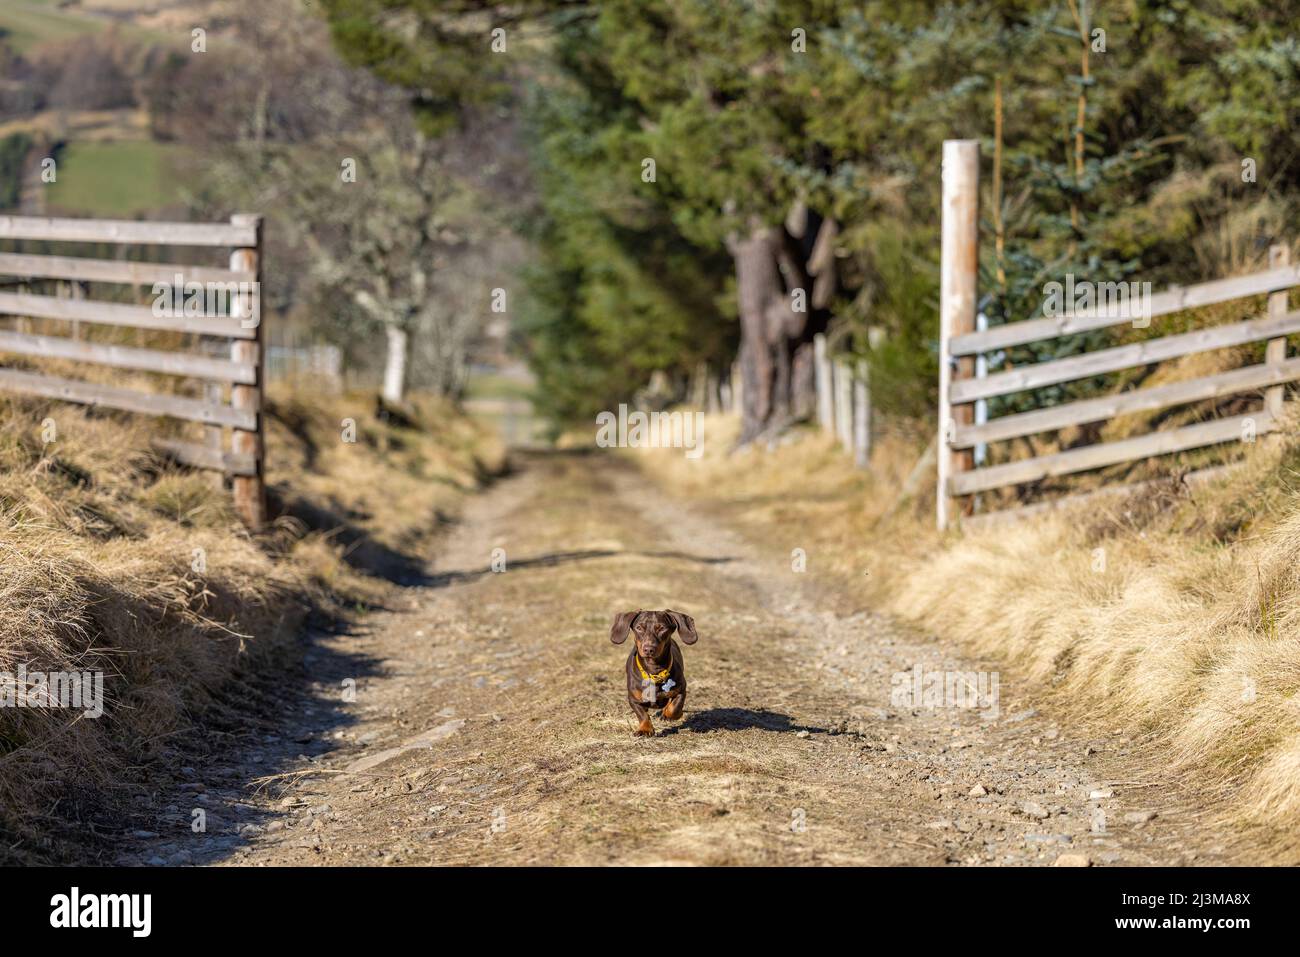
[635,654,671,684]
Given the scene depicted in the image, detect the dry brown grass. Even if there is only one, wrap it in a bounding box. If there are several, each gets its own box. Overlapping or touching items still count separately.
[0,385,503,862]
[639,406,1300,860]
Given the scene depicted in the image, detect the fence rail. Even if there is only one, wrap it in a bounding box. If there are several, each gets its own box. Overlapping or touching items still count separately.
[0,216,257,247]
[949,265,1300,356]
[936,139,1297,529]
[0,213,267,528]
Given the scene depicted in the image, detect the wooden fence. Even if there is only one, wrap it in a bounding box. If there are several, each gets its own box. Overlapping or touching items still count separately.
[937,139,1300,529]
[717,336,872,465]
[266,343,342,393]
[812,333,871,466]
[0,213,267,529]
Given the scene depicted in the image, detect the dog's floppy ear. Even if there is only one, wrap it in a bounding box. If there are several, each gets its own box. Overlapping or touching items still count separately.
[665,609,698,644]
[609,610,641,644]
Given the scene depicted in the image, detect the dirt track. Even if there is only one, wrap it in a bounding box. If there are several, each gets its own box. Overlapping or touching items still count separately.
[115,451,1241,866]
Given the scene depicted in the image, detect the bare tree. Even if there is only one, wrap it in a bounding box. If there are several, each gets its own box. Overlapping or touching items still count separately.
[267,124,467,402]
[180,0,502,402]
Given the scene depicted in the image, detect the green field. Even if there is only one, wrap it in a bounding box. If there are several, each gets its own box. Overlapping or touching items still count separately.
[0,0,172,56]
[0,1,101,54]
[46,140,191,218]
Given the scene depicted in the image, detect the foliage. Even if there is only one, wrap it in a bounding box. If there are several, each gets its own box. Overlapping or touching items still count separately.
[329,0,1300,424]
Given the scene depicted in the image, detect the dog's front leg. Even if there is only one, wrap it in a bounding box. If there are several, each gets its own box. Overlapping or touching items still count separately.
[629,699,654,737]
[661,689,686,722]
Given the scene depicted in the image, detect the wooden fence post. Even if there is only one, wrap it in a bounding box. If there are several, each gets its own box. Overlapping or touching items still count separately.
[834,358,853,449]
[937,139,979,530]
[853,359,871,467]
[814,333,833,433]
[730,359,743,417]
[230,213,265,530]
[1266,244,1289,427]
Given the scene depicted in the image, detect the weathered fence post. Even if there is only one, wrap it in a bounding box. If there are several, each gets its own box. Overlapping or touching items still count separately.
[834,358,853,449]
[973,309,988,468]
[814,333,833,433]
[691,359,708,408]
[230,213,265,530]
[1266,244,1289,428]
[853,359,871,467]
[937,140,979,530]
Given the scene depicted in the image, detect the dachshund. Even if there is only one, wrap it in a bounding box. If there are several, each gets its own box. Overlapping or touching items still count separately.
[609,609,698,737]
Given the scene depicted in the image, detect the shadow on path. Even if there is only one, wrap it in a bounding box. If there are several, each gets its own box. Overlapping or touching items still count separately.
[661,707,828,736]
[426,548,734,587]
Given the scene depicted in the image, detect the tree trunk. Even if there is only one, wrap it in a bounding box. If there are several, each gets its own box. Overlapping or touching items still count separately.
[382,324,408,403]
[731,210,835,444]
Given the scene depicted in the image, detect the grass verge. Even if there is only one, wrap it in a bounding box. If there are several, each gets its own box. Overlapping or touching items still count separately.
[0,386,504,863]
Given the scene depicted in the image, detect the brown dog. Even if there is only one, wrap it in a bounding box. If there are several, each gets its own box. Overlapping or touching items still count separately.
[609,609,697,736]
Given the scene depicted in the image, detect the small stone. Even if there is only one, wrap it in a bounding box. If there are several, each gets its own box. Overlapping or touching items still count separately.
[1053,853,1091,867]
[146,856,166,866]
[968,784,988,797]
[1022,801,1050,820]
[796,730,810,739]
[1124,810,1158,824]
[131,829,160,839]
[1089,788,1114,800]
